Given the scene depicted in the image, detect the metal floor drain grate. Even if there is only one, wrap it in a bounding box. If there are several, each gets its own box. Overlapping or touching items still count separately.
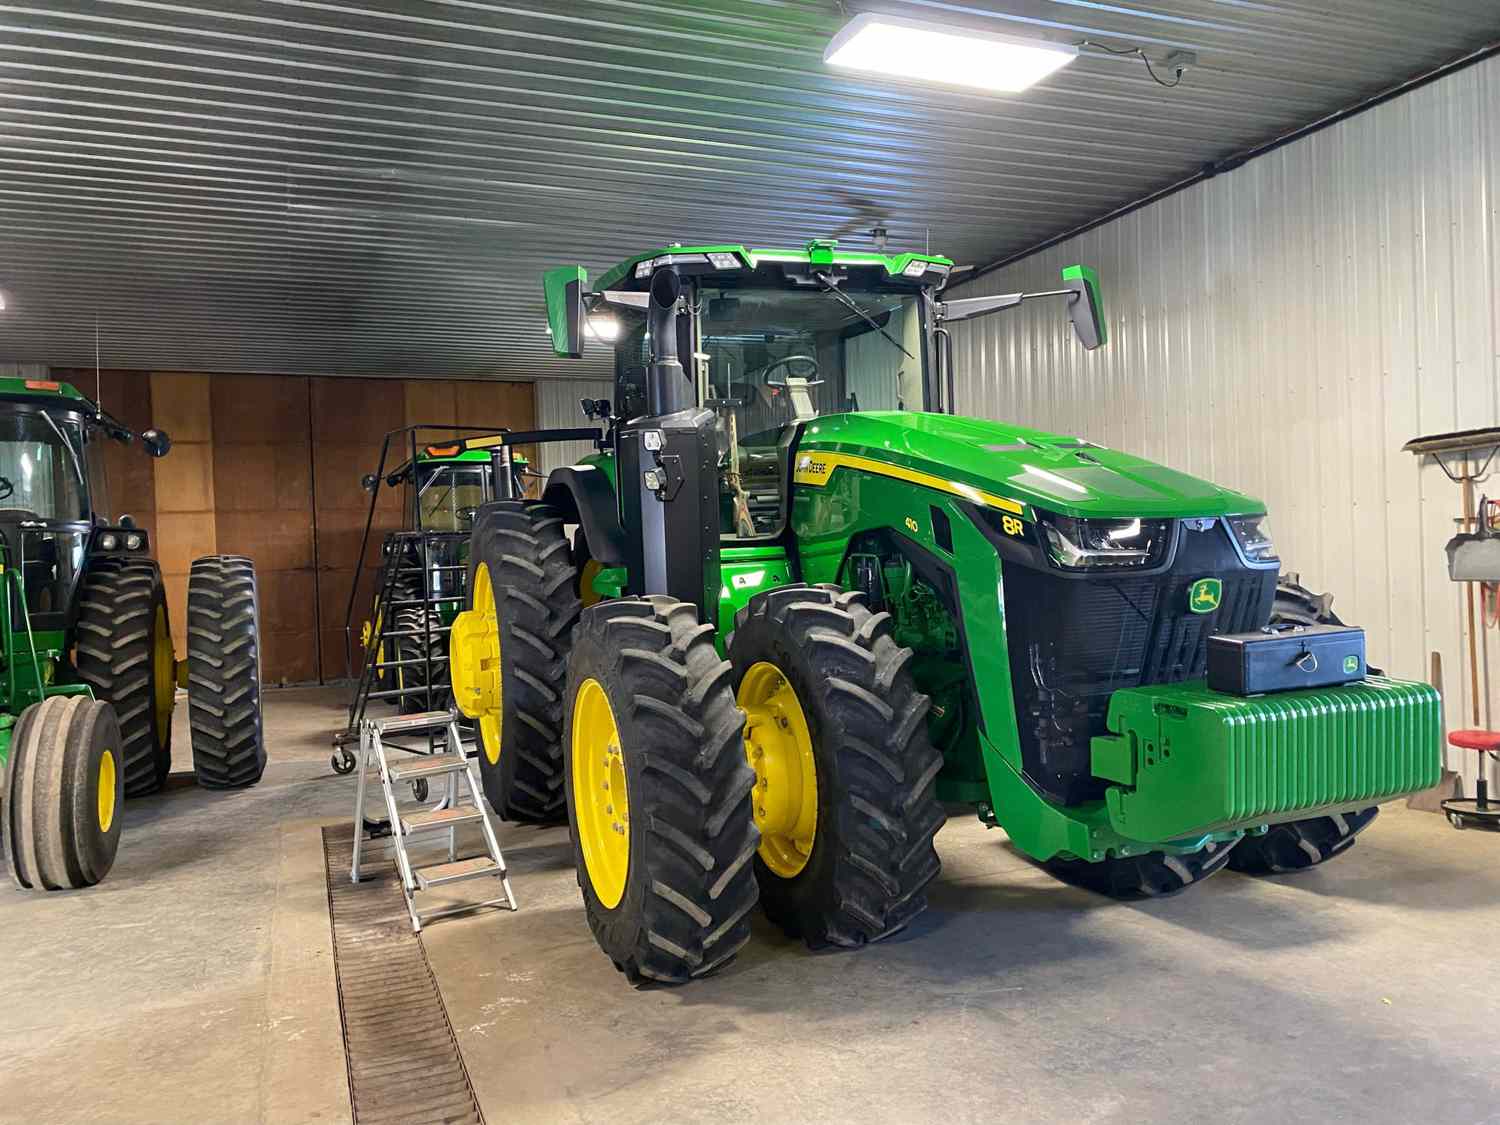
[322,823,484,1125]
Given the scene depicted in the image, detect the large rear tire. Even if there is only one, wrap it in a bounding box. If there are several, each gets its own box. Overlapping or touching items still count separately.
[391,605,446,713]
[451,501,576,823]
[729,584,944,948]
[4,696,125,891]
[74,557,173,796]
[563,597,760,985]
[186,555,266,789]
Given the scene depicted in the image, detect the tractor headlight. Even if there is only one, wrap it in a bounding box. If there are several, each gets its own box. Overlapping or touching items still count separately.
[99,532,118,551]
[1038,512,1171,570]
[1227,513,1278,563]
[124,532,144,551]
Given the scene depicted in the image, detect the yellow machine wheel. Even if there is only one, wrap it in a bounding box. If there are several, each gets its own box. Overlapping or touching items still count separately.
[738,662,818,878]
[729,584,945,949]
[454,502,576,822]
[563,596,760,985]
[569,678,630,908]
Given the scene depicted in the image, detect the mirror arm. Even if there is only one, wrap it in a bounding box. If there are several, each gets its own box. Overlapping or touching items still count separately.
[936,289,1073,324]
[594,289,650,311]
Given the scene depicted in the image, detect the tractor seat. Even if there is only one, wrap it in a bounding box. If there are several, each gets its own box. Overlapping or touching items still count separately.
[1448,729,1500,752]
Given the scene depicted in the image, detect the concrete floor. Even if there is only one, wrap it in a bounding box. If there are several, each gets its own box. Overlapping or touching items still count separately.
[4,687,1499,1124]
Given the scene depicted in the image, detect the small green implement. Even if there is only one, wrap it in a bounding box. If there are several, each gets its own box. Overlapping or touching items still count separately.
[1,379,266,891]
[450,242,1440,982]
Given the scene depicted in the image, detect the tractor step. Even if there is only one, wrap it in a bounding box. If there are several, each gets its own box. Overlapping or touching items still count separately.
[350,710,518,933]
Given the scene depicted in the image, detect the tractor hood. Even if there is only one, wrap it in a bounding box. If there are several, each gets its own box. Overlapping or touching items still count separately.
[796,412,1264,520]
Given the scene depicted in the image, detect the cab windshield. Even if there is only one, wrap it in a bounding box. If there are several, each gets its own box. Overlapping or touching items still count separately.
[0,410,89,522]
[615,283,926,540]
[415,462,490,532]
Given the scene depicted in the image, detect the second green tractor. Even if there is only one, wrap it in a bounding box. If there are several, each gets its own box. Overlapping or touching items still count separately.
[450,241,1441,984]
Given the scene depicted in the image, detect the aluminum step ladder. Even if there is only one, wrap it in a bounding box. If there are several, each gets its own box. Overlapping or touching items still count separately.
[350,709,517,932]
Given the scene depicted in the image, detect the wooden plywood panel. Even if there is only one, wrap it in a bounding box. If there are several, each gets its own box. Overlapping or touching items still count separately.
[148,373,213,442]
[212,374,315,684]
[211,373,310,445]
[312,377,405,681]
[153,442,215,512]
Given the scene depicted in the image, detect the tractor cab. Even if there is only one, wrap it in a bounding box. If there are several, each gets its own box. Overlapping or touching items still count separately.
[0,379,169,629]
[547,241,1104,547]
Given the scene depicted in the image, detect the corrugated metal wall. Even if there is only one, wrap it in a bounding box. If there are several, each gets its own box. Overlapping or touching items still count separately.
[536,378,613,478]
[950,55,1500,792]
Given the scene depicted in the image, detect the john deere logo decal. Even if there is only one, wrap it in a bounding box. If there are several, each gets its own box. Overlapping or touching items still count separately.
[1343,655,1360,674]
[1188,578,1222,614]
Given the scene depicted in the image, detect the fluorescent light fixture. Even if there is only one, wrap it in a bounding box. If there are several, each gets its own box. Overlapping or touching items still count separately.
[824,13,1077,94]
[0,290,7,311]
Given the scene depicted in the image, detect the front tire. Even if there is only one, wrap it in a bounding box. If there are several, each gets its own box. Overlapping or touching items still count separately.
[186,555,266,789]
[563,597,760,985]
[1227,808,1380,874]
[729,584,944,948]
[4,696,125,891]
[1045,841,1237,899]
[74,557,173,796]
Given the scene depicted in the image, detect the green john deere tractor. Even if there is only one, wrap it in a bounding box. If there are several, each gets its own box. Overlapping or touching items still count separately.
[0,379,266,892]
[355,439,526,710]
[448,242,1441,984]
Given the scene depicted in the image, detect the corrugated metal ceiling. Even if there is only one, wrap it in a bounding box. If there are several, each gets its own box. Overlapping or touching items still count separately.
[0,1,1496,379]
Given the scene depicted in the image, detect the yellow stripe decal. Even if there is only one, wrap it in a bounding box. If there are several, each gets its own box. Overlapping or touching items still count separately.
[794,451,1025,515]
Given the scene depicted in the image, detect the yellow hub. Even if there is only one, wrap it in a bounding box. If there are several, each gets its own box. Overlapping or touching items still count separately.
[739,662,818,878]
[97,749,117,834]
[152,604,175,737]
[571,677,630,908]
[449,563,503,764]
[579,559,604,608]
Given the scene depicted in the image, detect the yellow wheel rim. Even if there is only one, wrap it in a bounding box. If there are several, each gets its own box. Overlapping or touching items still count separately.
[571,677,629,908]
[97,749,117,834]
[579,559,604,608]
[152,604,175,737]
[450,563,502,764]
[739,661,818,878]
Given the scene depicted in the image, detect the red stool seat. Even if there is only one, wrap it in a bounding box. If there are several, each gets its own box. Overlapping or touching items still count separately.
[1447,729,1500,752]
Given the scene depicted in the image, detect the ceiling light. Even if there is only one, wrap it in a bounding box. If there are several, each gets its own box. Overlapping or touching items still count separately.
[0,290,7,311]
[825,13,1077,94]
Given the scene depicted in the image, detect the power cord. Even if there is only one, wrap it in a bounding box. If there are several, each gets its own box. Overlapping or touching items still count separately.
[1077,40,1189,88]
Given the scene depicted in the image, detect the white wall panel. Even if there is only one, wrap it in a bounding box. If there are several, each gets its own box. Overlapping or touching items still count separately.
[950,56,1500,791]
[536,378,612,478]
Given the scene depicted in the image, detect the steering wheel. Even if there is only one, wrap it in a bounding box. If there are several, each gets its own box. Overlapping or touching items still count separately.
[759,355,823,387]
[0,476,13,503]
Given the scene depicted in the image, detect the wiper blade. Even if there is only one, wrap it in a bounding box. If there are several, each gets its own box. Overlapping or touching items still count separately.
[813,271,914,360]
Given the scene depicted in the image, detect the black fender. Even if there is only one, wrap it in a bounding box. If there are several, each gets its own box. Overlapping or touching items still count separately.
[540,465,627,567]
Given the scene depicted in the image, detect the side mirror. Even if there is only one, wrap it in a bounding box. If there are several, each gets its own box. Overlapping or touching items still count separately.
[141,428,172,457]
[544,265,589,359]
[580,397,612,421]
[361,473,379,493]
[1061,264,1107,350]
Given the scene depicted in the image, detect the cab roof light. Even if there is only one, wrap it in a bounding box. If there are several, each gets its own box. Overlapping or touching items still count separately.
[825,13,1077,94]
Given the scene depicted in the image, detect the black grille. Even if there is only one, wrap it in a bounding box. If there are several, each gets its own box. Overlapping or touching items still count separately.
[1000,521,1274,804]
